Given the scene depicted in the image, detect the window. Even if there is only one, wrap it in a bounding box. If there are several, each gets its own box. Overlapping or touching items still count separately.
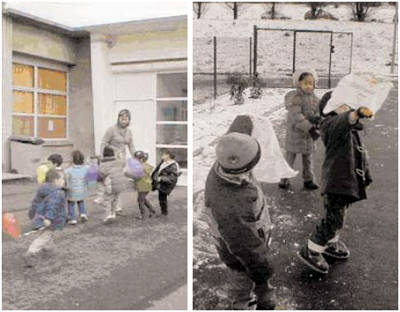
[12,63,68,139]
[156,73,187,172]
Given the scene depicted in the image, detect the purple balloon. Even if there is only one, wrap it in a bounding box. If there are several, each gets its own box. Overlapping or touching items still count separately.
[87,164,98,182]
[128,158,144,178]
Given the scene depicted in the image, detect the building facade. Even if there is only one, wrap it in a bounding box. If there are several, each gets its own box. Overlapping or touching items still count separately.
[2,9,187,184]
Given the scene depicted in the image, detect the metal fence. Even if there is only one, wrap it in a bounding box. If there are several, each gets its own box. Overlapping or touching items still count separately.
[193,36,252,104]
[254,26,353,89]
[193,28,353,103]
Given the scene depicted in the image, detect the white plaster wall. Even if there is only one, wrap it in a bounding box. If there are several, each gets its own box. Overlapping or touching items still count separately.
[89,33,114,156]
[113,72,156,165]
[2,16,13,171]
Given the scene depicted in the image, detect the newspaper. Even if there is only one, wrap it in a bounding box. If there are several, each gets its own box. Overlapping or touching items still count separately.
[323,74,393,116]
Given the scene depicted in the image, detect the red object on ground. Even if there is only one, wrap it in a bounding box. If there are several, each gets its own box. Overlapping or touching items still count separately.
[2,213,21,239]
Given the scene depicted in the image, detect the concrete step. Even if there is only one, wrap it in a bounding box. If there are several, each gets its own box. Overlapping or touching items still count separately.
[2,172,33,183]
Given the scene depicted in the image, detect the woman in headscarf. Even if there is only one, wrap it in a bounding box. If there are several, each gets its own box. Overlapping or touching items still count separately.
[100,109,136,160]
[94,109,136,210]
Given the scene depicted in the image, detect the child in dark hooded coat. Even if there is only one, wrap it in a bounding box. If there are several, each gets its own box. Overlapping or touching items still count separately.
[298,91,373,274]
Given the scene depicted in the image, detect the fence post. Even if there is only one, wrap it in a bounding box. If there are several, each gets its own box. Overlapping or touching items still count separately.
[213,36,217,99]
[349,32,353,74]
[249,37,252,78]
[328,32,333,89]
[391,2,398,74]
[292,31,297,74]
[253,25,258,77]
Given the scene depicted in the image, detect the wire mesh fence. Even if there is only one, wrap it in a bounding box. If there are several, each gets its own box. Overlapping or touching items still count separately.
[193,28,353,103]
[255,27,353,89]
[193,36,252,104]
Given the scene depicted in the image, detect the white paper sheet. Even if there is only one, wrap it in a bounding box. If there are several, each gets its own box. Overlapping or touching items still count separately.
[323,74,393,116]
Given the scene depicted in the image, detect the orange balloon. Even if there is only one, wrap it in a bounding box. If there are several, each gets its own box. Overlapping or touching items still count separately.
[2,213,21,239]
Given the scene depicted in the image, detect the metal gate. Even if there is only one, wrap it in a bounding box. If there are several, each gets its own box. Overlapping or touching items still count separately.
[193,36,252,102]
[253,26,353,88]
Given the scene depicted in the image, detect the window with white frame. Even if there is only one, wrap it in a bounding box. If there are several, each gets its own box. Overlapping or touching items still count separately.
[12,62,68,139]
[156,72,187,171]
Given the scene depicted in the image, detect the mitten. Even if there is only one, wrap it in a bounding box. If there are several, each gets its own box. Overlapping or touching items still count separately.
[309,127,321,141]
[356,107,373,119]
[310,115,322,125]
[43,219,51,228]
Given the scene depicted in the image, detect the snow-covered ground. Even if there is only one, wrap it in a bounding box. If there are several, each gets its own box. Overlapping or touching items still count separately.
[193,88,329,197]
[194,3,397,76]
[193,5,398,309]
[195,3,396,24]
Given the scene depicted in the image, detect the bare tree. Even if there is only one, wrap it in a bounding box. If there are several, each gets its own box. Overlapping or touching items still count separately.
[193,2,207,19]
[225,2,242,20]
[270,3,276,20]
[310,2,326,19]
[351,2,374,22]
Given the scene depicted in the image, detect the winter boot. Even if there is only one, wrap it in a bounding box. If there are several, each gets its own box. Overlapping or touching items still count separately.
[278,178,290,189]
[255,281,276,310]
[323,240,350,260]
[103,214,116,225]
[304,180,319,190]
[23,252,37,268]
[297,244,329,274]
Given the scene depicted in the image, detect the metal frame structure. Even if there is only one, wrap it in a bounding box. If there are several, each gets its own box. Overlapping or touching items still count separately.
[193,36,252,99]
[253,26,353,88]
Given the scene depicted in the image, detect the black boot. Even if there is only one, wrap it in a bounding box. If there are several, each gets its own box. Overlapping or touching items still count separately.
[255,282,276,310]
[278,178,290,189]
[323,240,350,260]
[297,245,329,274]
[304,180,319,190]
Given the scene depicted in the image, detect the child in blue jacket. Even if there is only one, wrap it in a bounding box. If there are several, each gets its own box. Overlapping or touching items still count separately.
[65,150,89,225]
[24,169,66,267]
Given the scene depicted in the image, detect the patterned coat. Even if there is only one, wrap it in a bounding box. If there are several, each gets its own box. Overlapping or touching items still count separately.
[284,88,320,154]
[151,160,180,195]
[29,183,66,231]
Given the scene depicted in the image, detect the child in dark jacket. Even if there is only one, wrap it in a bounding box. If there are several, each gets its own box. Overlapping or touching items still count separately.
[298,91,373,274]
[98,147,130,224]
[24,169,66,267]
[279,70,321,190]
[204,126,275,310]
[151,150,180,217]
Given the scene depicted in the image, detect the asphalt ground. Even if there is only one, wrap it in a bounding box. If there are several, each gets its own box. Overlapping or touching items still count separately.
[2,186,187,310]
[193,84,398,310]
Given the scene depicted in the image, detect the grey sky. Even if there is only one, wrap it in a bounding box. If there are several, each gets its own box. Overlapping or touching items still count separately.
[4,1,187,28]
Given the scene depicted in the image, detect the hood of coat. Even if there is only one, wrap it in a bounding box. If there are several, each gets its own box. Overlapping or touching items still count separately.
[292,69,318,88]
[101,156,117,163]
[215,163,251,185]
[159,160,180,173]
